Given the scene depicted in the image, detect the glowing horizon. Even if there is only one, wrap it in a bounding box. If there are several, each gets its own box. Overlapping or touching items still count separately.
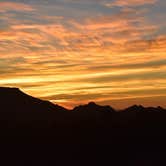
[0,0,166,109]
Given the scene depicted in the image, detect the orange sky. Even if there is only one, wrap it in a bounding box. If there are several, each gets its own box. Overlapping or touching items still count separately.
[0,0,166,109]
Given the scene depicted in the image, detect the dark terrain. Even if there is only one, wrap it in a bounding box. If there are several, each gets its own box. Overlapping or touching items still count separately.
[0,87,166,166]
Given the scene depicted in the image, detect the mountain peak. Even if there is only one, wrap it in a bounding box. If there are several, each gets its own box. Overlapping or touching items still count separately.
[157,106,165,111]
[73,102,115,113]
[87,102,97,106]
[0,87,34,99]
[125,105,144,112]
[0,87,67,113]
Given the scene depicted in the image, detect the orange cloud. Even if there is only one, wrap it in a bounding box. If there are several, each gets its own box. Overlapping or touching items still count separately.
[0,2,34,12]
[105,0,157,7]
[0,1,165,109]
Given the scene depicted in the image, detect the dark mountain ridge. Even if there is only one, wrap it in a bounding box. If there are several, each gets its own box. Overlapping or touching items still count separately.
[0,87,66,112]
[0,87,166,166]
[0,87,165,127]
[0,87,165,113]
[73,101,115,112]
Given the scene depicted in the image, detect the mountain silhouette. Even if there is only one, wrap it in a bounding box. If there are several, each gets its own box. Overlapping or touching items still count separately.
[73,101,115,113]
[0,87,165,114]
[124,104,145,112]
[0,87,67,113]
[0,87,166,166]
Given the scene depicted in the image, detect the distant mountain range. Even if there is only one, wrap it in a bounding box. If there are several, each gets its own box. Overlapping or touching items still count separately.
[0,87,165,112]
[0,87,166,166]
[0,86,166,128]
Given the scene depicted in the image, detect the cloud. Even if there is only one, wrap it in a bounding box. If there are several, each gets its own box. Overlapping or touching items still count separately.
[0,2,35,12]
[0,3,160,57]
[0,0,165,109]
[105,0,157,7]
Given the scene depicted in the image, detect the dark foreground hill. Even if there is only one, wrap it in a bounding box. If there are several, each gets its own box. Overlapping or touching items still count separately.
[0,87,166,166]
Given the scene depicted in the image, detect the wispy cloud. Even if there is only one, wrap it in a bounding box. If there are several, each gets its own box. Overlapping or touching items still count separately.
[105,0,157,7]
[0,2,35,12]
[0,0,165,108]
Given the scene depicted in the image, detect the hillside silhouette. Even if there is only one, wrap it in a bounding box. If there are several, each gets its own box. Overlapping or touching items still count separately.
[0,87,166,166]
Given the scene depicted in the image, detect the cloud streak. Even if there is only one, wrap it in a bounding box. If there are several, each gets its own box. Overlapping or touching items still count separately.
[0,2,35,12]
[0,0,165,108]
[105,0,157,7]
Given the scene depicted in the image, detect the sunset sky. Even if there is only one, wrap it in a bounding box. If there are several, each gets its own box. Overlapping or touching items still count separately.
[0,0,166,109]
